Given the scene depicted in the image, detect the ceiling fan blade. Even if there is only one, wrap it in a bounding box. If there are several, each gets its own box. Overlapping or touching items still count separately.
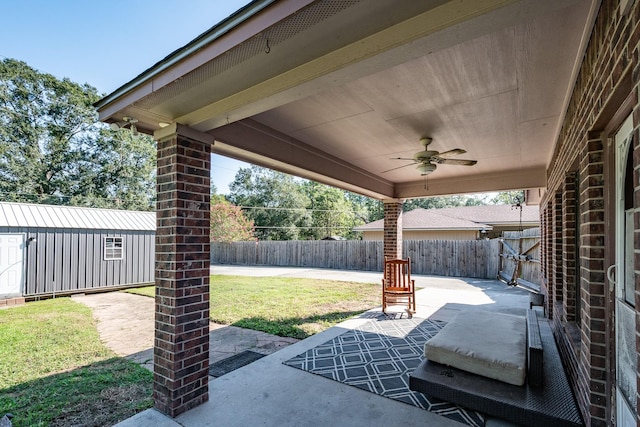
[381,162,416,173]
[435,158,477,166]
[436,148,466,158]
[390,157,416,161]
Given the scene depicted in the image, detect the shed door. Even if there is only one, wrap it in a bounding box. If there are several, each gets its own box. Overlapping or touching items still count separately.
[0,234,25,296]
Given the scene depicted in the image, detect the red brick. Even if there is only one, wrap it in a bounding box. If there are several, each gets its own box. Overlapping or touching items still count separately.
[154,132,211,417]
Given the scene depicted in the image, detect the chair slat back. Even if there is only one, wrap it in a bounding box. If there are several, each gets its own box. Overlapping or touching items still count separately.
[383,258,411,288]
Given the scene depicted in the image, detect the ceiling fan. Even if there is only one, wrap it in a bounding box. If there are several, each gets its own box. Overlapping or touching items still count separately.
[382,137,477,175]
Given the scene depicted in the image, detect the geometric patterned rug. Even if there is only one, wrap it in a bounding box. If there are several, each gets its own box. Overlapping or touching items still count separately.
[283,315,485,426]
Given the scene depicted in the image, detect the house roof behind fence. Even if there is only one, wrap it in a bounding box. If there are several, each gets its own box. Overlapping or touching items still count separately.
[354,204,539,231]
[0,202,156,231]
[354,208,492,231]
[430,204,539,225]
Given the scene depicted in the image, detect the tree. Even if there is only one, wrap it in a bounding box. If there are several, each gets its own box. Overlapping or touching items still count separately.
[491,190,525,205]
[302,181,360,239]
[228,166,311,240]
[67,127,156,210]
[210,200,255,242]
[403,194,485,211]
[210,182,227,204]
[0,58,156,210]
[346,192,383,223]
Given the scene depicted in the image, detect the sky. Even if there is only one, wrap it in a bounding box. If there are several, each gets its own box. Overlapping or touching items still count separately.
[0,0,252,194]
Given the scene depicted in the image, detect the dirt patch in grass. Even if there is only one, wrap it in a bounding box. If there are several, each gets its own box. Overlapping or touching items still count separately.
[50,382,152,427]
[2,358,153,427]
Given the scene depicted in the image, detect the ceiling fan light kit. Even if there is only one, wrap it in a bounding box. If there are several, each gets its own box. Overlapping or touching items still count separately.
[416,163,437,175]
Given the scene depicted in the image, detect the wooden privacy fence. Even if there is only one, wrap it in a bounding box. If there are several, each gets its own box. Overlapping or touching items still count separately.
[212,239,500,279]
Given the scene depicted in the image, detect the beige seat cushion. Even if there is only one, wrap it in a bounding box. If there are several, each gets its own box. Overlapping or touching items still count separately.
[424,310,526,386]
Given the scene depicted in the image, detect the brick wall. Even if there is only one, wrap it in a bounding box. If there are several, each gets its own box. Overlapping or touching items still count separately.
[383,200,403,259]
[541,1,640,425]
[154,133,211,417]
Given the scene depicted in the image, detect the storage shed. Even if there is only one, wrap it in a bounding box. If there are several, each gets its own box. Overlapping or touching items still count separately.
[0,202,155,298]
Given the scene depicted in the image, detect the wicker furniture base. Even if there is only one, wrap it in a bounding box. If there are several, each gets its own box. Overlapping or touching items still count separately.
[409,314,583,427]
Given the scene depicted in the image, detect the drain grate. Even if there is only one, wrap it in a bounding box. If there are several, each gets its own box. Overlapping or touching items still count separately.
[209,350,266,378]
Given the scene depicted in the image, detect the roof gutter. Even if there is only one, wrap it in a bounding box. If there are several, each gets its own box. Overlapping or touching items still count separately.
[94,0,276,110]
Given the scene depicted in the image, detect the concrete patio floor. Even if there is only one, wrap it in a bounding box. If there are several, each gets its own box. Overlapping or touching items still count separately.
[116,266,531,427]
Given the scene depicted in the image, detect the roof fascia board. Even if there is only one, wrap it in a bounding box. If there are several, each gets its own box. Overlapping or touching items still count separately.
[395,167,547,198]
[95,0,286,113]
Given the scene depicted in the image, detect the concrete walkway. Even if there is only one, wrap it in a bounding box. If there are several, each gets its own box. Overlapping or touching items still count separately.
[76,266,530,427]
[73,289,298,373]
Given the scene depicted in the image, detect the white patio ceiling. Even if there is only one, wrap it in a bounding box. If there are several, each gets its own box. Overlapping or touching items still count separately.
[95,0,598,201]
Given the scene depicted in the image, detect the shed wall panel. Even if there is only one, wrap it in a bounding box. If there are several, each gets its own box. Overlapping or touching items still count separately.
[145,233,154,281]
[72,232,79,290]
[62,231,72,291]
[92,233,101,288]
[114,233,123,284]
[84,232,94,288]
[124,232,133,283]
[0,225,154,297]
[128,233,135,283]
[35,230,47,294]
[105,235,113,286]
[77,231,87,289]
[45,232,55,291]
[96,232,107,288]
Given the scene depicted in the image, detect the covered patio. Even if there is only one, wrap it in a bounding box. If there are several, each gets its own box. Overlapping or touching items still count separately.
[96,1,638,425]
[115,270,532,426]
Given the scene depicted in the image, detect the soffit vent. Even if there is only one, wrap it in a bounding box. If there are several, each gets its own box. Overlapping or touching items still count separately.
[133,1,360,112]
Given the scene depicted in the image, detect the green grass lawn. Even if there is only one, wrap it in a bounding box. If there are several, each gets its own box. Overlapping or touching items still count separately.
[0,298,153,427]
[0,275,379,426]
[129,275,381,339]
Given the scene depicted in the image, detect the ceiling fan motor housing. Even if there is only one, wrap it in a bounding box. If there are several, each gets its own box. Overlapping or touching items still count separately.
[413,150,439,162]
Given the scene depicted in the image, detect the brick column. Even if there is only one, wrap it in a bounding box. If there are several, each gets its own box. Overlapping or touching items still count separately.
[578,136,607,424]
[553,191,564,307]
[541,204,553,318]
[154,131,211,417]
[383,199,404,260]
[562,172,577,322]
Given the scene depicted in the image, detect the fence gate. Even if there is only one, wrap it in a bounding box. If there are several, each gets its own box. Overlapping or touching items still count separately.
[498,228,542,306]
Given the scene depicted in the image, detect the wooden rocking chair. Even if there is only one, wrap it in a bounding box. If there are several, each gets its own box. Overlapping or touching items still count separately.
[382,257,416,317]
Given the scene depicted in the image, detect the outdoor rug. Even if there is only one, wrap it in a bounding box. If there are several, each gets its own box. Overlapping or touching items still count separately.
[283,315,485,427]
[210,350,266,378]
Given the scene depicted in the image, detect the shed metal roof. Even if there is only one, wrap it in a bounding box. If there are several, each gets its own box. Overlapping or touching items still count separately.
[0,202,156,231]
